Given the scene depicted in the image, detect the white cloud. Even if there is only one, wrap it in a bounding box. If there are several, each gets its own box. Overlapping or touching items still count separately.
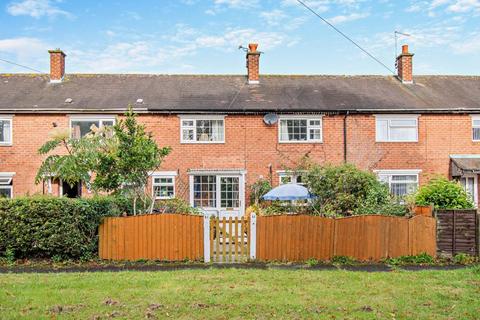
[6,0,72,18]
[0,37,49,55]
[260,9,288,26]
[213,0,258,9]
[327,12,369,24]
[451,32,480,53]
[195,28,287,51]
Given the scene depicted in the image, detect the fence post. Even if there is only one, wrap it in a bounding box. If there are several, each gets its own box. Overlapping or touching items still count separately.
[250,213,257,260]
[203,215,211,263]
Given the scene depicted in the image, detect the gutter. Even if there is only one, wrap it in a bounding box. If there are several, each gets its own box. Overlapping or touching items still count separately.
[2,107,480,115]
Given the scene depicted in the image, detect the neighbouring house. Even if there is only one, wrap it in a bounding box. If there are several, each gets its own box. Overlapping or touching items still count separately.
[1,43,480,217]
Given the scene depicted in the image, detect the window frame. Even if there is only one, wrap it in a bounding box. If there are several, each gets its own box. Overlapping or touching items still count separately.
[0,115,13,146]
[374,169,421,197]
[152,171,177,200]
[375,115,419,143]
[0,172,15,199]
[471,115,480,142]
[277,170,306,185]
[69,115,116,138]
[179,115,226,144]
[278,115,323,144]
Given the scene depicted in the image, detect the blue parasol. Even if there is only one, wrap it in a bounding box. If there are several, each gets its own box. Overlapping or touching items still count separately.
[262,183,316,201]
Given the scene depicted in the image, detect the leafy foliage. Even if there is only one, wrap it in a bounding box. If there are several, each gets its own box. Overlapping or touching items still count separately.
[153,198,202,215]
[414,177,474,209]
[304,164,407,216]
[249,179,272,205]
[0,196,129,260]
[36,107,171,214]
[382,253,435,265]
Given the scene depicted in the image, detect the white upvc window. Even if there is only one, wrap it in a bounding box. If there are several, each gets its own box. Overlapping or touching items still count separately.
[375,170,420,197]
[0,116,13,146]
[460,174,478,206]
[277,170,306,185]
[0,172,15,198]
[180,115,225,143]
[70,115,116,139]
[375,115,418,142]
[152,172,177,199]
[471,116,480,141]
[278,116,322,143]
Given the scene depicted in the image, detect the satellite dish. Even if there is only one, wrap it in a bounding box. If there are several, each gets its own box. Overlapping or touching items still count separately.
[263,113,278,125]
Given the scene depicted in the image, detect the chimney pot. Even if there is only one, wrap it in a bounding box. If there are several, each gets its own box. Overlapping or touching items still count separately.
[48,49,66,83]
[246,43,260,84]
[396,44,414,84]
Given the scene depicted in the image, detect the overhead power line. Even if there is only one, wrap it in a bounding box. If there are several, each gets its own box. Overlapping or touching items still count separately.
[0,57,44,73]
[296,0,396,75]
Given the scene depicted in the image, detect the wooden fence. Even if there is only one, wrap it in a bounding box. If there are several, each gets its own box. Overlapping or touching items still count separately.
[436,210,478,256]
[256,215,436,262]
[99,214,203,261]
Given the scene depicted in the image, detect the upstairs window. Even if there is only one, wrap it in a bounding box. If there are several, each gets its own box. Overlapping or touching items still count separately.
[375,115,418,142]
[152,175,175,199]
[376,170,420,198]
[279,117,322,143]
[180,116,225,143]
[472,116,480,141]
[0,117,12,145]
[0,173,14,198]
[70,116,115,139]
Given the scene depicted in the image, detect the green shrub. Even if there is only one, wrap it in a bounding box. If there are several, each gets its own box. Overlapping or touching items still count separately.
[0,196,129,260]
[453,253,477,265]
[305,164,407,216]
[331,256,357,265]
[383,253,435,265]
[249,179,272,205]
[153,198,201,215]
[414,177,474,209]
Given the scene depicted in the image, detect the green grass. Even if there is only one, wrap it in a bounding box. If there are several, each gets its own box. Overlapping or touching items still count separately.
[1,268,479,319]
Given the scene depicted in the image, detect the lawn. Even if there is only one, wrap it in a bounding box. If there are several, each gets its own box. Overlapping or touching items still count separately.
[1,267,479,319]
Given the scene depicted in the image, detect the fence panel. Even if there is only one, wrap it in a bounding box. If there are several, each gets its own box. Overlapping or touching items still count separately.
[256,215,335,261]
[256,214,436,262]
[99,214,204,261]
[436,210,478,256]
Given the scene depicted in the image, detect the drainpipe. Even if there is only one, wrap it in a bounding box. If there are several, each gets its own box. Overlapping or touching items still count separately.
[343,111,349,163]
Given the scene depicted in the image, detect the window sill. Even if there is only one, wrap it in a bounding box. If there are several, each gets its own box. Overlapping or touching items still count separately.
[375,140,418,143]
[0,143,12,147]
[180,141,225,144]
[278,141,323,144]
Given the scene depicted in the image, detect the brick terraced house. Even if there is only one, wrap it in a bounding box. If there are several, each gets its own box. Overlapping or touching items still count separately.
[1,43,480,217]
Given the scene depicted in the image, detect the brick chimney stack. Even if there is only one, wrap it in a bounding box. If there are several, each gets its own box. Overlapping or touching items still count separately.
[246,43,260,84]
[48,49,66,83]
[396,44,414,84]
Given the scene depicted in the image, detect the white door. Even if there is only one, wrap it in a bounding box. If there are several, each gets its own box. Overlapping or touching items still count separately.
[190,173,245,218]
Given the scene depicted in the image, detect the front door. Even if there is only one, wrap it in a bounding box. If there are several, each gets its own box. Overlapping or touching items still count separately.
[190,173,245,218]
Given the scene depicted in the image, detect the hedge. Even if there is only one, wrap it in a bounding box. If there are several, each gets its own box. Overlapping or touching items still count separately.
[0,196,130,260]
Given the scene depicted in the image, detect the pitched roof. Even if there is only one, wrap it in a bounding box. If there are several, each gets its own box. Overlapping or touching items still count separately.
[1,73,480,114]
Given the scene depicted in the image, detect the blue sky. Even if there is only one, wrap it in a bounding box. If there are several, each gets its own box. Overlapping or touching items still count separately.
[0,0,479,75]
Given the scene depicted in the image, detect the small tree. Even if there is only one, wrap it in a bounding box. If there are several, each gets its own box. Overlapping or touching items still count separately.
[414,177,474,209]
[36,107,171,214]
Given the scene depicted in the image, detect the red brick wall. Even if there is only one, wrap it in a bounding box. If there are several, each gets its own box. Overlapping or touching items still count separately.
[2,113,480,201]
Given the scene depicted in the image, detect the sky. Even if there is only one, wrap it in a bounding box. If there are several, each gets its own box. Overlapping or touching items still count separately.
[0,0,479,75]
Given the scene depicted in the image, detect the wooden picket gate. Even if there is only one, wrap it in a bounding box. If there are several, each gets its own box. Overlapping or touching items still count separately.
[203,214,256,263]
